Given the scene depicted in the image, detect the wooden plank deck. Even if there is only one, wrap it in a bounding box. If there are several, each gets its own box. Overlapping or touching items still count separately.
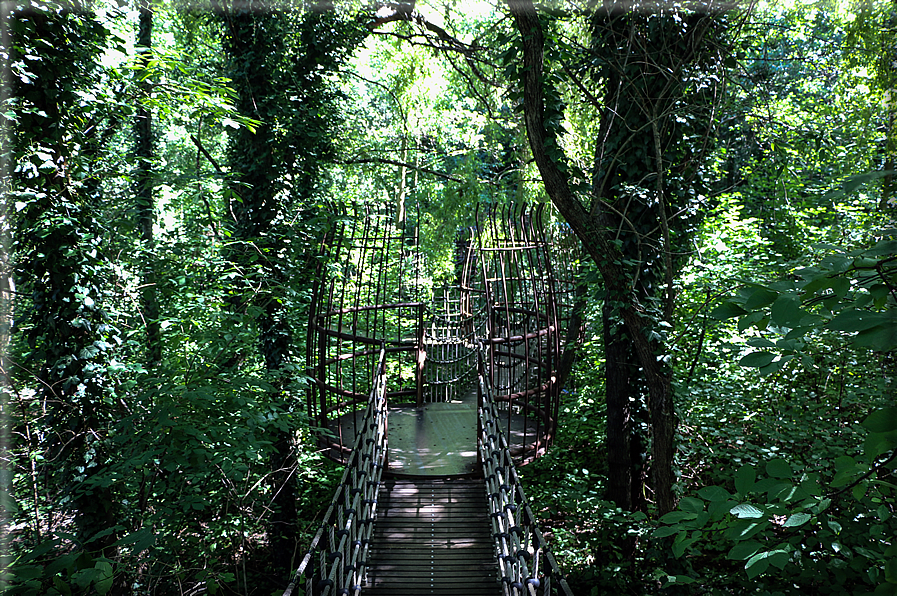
[363,478,499,595]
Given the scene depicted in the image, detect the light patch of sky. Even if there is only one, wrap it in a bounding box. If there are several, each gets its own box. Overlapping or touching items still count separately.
[416,0,499,41]
[97,7,178,70]
[353,0,499,133]
[351,40,448,135]
[757,0,857,19]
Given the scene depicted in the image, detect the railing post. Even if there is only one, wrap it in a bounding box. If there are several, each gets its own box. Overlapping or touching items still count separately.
[416,302,425,407]
[477,344,484,469]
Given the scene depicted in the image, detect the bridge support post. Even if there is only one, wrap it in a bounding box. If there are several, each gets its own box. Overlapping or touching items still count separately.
[416,303,425,407]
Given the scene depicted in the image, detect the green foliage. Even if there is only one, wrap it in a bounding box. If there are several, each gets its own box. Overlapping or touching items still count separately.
[4,1,894,595]
[657,231,895,593]
[519,387,655,593]
[4,2,368,594]
[654,437,895,592]
[713,237,896,375]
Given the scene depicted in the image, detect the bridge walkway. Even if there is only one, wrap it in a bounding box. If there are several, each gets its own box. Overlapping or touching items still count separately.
[365,382,497,593]
[364,477,497,595]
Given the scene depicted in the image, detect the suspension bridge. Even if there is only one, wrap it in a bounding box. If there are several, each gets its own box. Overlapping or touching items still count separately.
[284,204,579,596]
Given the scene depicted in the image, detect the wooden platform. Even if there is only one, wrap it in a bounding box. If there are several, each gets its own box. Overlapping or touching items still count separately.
[387,402,479,476]
[327,403,543,474]
[363,477,498,595]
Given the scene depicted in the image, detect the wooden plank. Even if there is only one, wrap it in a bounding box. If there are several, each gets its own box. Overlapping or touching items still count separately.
[375,512,490,521]
[363,588,498,596]
[366,553,495,562]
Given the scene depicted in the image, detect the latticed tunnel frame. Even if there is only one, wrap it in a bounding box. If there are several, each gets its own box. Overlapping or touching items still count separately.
[306,202,579,465]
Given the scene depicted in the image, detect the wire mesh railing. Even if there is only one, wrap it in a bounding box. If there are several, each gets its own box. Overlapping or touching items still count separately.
[477,343,574,596]
[283,347,388,596]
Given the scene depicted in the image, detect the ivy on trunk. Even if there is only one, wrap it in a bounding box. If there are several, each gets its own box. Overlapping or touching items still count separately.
[507,0,729,516]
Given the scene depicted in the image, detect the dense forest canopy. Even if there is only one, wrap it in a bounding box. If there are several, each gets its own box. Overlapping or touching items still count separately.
[0,0,894,595]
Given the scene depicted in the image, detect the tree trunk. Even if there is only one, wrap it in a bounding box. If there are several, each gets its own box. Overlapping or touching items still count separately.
[11,0,123,554]
[508,0,678,515]
[136,1,161,367]
[221,9,299,582]
[603,304,633,511]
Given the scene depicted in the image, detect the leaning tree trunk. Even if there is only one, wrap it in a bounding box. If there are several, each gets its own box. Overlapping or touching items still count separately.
[508,0,724,515]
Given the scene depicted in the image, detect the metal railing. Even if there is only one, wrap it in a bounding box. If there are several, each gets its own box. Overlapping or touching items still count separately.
[283,348,388,596]
[477,344,574,596]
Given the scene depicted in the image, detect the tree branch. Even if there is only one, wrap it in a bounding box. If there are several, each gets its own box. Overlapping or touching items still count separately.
[189,134,224,174]
[368,2,482,55]
[338,157,461,182]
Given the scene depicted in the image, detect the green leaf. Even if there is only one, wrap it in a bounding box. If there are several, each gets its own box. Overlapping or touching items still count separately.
[863,408,897,433]
[866,240,897,257]
[759,355,792,377]
[885,555,897,584]
[679,496,704,513]
[712,301,748,320]
[838,170,895,196]
[73,568,100,590]
[53,574,72,596]
[744,286,779,310]
[831,276,850,297]
[783,512,811,528]
[653,526,680,538]
[740,351,776,368]
[767,548,791,570]
[864,429,897,460]
[747,337,776,348]
[11,565,44,581]
[834,455,857,471]
[738,311,766,331]
[745,551,772,579]
[735,464,756,495]
[660,511,697,524]
[730,503,764,519]
[770,295,805,328]
[766,458,793,479]
[698,486,732,502]
[695,511,711,529]
[828,309,891,333]
[94,561,113,595]
[728,540,763,561]
[830,468,857,488]
[854,322,897,351]
[766,482,793,501]
[671,534,698,558]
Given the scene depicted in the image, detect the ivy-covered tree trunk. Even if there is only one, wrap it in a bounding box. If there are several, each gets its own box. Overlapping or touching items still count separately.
[220,4,364,581]
[603,306,649,513]
[10,1,120,551]
[221,8,298,580]
[508,0,726,515]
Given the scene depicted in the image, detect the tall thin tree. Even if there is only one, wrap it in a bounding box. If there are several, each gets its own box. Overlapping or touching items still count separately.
[10,0,121,549]
[136,0,161,366]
